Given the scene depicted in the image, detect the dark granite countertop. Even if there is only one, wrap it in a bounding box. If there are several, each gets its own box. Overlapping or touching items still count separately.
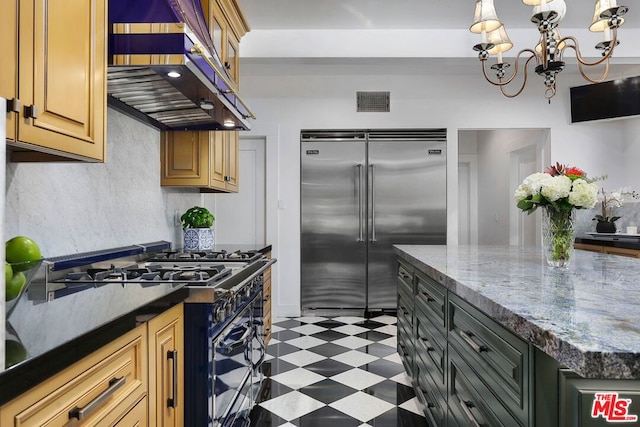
[575,234,640,250]
[394,245,640,380]
[1,243,272,405]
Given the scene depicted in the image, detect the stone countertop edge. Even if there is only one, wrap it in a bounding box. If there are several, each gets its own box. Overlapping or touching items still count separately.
[394,245,640,380]
[0,288,189,406]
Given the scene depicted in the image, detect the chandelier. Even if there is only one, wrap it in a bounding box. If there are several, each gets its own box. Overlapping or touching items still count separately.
[470,0,629,101]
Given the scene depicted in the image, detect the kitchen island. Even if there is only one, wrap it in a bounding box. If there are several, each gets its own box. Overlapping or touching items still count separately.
[395,245,640,426]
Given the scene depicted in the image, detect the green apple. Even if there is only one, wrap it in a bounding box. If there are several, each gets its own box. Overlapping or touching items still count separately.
[6,271,27,301]
[5,340,28,367]
[5,262,13,283]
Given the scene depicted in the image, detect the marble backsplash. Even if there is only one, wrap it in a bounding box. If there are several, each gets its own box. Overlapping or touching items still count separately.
[4,108,201,258]
[575,202,640,236]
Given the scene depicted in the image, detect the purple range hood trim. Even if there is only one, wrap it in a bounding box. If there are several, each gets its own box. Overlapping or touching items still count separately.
[109,0,217,61]
[110,33,186,55]
[109,0,181,24]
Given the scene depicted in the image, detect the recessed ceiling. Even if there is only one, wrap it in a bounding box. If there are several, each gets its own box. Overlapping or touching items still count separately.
[238,0,638,31]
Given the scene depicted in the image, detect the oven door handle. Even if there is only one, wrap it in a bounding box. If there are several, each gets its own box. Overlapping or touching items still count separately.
[220,326,252,354]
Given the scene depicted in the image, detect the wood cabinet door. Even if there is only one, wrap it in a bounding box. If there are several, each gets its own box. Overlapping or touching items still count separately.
[225,131,239,192]
[16,0,106,161]
[0,0,18,142]
[207,0,227,62]
[210,131,227,189]
[148,304,184,427]
[225,32,239,87]
[161,131,210,186]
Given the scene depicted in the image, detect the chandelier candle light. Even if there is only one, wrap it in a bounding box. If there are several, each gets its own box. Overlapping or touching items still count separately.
[470,0,629,101]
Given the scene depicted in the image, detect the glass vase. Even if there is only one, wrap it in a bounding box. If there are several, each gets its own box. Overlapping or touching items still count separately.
[541,208,576,268]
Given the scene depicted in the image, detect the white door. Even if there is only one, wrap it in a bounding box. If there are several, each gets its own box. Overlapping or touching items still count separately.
[458,154,478,245]
[510,142,545,246]
[213,137,266,245]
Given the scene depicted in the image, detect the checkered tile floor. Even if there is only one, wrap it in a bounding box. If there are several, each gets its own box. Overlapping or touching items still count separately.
[249,315,428,426]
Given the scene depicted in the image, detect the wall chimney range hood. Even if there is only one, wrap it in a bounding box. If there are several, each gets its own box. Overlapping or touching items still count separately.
[108,0,253,131]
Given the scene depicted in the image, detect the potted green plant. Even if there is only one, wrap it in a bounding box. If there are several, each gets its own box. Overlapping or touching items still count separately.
[180,206,215,250]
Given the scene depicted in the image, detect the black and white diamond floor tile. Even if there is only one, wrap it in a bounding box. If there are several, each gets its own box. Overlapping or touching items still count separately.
[250,315,428,427]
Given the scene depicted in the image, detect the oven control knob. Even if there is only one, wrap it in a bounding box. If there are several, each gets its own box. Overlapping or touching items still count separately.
[215,305,225,323]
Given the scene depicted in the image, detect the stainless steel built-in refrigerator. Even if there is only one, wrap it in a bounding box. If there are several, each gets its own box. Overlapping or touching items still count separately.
[301,129,447,315]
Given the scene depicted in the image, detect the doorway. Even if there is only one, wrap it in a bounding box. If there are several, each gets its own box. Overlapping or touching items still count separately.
[458,129,550,246]
[212,137,266,245]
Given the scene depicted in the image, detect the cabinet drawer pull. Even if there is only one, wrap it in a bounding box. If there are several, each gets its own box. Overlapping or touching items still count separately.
[420,391,435,408]
[69,376,126,420]
[419,336,435,352]
[457,396,485,427]
[6,98,20,113]
[459,330,488,353]
[420,291,435,302]
[167,350,179,408]
[24,104,39,119]
[399,271,411,280]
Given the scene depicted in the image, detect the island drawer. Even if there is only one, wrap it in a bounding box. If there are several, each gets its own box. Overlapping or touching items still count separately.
[415,269,446,334]
[415,306,446,390]
[397,286,413,327]
[414,353,447,427]
[448,293,530,424]
[397,319,414,378]
[448,349,525,426]
[397,259,414,296]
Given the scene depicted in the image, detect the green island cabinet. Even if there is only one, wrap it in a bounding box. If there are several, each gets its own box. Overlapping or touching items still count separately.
[397,254,640,427]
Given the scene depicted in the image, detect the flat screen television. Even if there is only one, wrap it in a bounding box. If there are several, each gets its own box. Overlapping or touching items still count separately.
[570,76,640,123]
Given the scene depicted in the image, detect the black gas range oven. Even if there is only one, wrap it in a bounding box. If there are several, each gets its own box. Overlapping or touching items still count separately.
[29,241,275,427]
[157,249,276,426]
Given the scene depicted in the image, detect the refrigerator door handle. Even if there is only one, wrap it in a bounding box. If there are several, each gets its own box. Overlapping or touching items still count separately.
[369,164,377,242]
[357,164,364,242]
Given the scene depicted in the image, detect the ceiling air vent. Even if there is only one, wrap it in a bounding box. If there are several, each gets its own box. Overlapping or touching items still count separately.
[357,91,390,113]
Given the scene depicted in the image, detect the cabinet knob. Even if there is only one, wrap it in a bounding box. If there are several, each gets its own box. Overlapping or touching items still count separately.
[6,98,20,113]
[24,104,39,119]
[224,61,232,70]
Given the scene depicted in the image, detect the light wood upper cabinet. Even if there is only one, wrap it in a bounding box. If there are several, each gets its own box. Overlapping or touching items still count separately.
[148,303,184,427]
[201,0,249,89]
[0,0,106,162]
[161,131,211,187]
[161,130,239,193]
[211,130,239,192]
[0,0,18,143]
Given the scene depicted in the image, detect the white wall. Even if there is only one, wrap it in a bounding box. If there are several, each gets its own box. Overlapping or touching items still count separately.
[239,59,638,317]
[5,108,201,257]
